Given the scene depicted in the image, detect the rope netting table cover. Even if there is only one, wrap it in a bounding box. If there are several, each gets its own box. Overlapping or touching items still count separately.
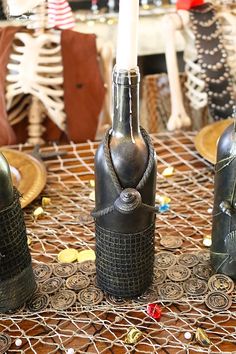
[1,131,236,354]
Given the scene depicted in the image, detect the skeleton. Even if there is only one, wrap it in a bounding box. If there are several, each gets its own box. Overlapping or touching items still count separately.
[4,0,113,144]
[163,1,236,131]
[5,0,66,144]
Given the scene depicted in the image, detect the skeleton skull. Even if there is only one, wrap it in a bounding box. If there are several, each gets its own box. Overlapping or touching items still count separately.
[7,0,44,16]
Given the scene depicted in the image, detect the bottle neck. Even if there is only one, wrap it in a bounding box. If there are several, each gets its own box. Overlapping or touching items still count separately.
[112,66,141,139]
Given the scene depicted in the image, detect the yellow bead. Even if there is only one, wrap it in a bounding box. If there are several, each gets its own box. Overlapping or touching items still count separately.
[42,197,51,207]
[156,195,171,205]
[89,180,95,188]
[125,327,143,344]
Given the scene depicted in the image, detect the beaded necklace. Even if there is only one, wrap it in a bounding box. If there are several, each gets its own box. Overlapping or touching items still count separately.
[189,2,235,120]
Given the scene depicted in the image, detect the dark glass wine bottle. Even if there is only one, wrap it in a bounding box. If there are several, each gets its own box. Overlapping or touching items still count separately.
[211,121,236,279]
[93,66,157,298]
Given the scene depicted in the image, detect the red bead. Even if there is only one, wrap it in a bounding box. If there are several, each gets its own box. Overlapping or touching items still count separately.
[147,303,162,320]
[176,0,204,10]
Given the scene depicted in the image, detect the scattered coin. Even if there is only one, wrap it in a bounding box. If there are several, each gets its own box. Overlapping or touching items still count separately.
[178,253,199,268]
[134,289,157,304]
[77,249,96,262]
[197,251,210,264]
[154,252,177,269]
[26,292,49,312]
[208,274,234,294]
[58,248,78,263]
[66,273,90,291]
[205,291,232,311]
[106,294,129,306]
[160,236,183,249]
[53,263,77,278]
[41,277,63,294]
[183,277,208,296]
[78,286,104,306]
[0,333,11,353]
[51,290,76,311]
[78,260,96,275]
[167,265,191,282]
[158,282,184,301]
[153,268,166,285]
[33,264,52,282]
[193,263,213,280]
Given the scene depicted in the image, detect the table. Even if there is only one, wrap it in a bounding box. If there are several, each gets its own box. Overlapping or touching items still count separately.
[1,131,236,354]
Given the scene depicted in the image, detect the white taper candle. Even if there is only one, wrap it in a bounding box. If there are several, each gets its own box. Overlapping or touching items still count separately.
[116,0,139,70]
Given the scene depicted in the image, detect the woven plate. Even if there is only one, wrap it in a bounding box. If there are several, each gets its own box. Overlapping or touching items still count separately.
[0,149,47,208]
[195,119,233,164]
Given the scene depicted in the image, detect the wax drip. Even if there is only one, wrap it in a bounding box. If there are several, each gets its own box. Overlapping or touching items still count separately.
[115,72,121,121]
[128,72,135,143]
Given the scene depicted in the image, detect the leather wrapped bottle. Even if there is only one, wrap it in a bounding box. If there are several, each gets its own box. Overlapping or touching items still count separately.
[93,66,157,298]
[211,122,236,279]
[0,153,36,312]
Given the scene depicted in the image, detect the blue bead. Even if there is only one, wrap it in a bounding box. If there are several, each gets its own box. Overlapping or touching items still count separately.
[159,204,170,213]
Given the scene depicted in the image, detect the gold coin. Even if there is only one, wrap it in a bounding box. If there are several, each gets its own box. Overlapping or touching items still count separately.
[77,249,96,263]
[58,248,78,263]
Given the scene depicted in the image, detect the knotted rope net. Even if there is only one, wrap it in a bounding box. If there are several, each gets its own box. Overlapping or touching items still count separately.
[1,131,235,354]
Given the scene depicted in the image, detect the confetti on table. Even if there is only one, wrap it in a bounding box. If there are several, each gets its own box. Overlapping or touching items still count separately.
[125,327,143,344]
[159,204,170,213]
[156,195,171,205]
[42,197,51,207]
[162,166,175,177]
[89,191,95,201]
[203,235,212,247]
[147,303,162,320]
[89,180,95,188]
[33,207,44,220]
[195,328,211,346]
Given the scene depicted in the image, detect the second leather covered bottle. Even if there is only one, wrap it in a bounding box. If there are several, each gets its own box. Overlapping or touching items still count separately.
[92,66,157,298]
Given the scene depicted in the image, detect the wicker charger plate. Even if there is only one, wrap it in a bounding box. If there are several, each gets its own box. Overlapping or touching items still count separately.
[195,119,233,164]
[0,149,47,208]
